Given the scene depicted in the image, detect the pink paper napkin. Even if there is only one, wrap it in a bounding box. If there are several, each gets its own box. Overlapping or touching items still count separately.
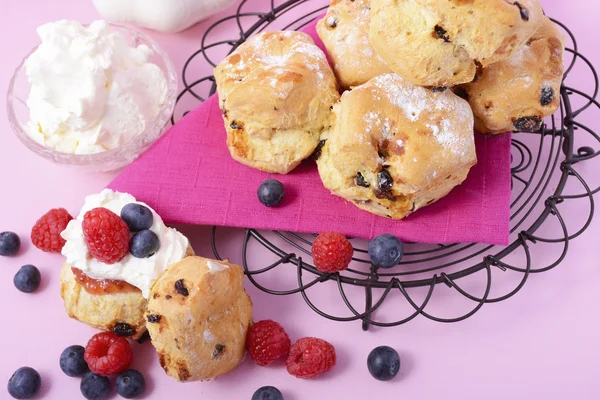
[108,19,512,245]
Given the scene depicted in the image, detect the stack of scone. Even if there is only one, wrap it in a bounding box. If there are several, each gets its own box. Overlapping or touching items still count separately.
[214,0,565,219]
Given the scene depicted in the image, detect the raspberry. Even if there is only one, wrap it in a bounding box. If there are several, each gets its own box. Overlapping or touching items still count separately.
[82,207,130,264]
[246,320,291,366]
[311,232,354,273]
[286,337,336,379]
[84,332,132,376]
[31,208,73,253]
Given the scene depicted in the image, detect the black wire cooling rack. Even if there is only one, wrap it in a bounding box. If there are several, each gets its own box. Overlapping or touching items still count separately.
[173,0,600,330]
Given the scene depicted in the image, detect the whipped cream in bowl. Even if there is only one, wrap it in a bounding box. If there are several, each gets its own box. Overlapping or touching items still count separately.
[62,189,190,298]
[6,20,177,171]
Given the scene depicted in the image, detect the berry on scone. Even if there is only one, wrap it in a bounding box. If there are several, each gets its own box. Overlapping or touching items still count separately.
[257,179,285,207]
[7,367,41,399]
[129,230,160,258]
[120,203,154,232]
[84,332,132,376]
[116,369,146,399]
[82,207,130,264]
[286,337,336,379]
[368,234,403,269]
[80,372,110,400]
[13,265,41,293]
[0,231,21,256]
[252,386,284,400]
[247,320,291,366]
[60,345,90,377]
[31,208,73,253]
[311,232,354,273]
[367,346,400,381]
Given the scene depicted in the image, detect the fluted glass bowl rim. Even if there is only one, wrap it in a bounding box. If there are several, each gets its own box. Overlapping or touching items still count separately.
[6,22,178,172]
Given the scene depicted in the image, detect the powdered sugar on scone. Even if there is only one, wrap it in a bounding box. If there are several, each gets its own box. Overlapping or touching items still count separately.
[316,0,392,88]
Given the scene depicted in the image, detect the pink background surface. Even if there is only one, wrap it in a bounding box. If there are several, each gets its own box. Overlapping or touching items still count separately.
[1,1,599,399]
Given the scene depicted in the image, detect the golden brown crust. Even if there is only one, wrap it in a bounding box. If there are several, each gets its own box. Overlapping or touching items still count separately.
[145,257,253,382]
[60,263,148,339]
[317,74,477,219]
[457,17,565,134]
[369,0,543,86]
[214,31,340,174]
[316,0,392,89]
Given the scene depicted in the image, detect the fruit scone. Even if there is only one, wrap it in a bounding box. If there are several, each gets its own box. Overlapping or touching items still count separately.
[60,189,193,339]
[369,0,543,87]
[213,31,339,174]
[316,73,477,219]
[455,16,566,134]
[316,0,392,89]
[145,256,253,382]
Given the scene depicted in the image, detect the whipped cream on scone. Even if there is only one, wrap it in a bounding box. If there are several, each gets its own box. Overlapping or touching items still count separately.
[61,189,189,298]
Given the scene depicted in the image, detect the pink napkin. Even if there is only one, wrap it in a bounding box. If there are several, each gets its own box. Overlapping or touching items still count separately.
[108,20,512,245]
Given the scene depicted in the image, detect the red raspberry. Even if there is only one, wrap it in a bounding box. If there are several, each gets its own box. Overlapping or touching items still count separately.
[311,232,354,273]
[246,320,291,366]
[286,337,336,379]
[82,207,130,264]
[84,332,132,376]
[31,208,73,253]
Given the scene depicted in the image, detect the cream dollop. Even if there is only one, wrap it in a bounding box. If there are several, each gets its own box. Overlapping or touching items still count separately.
[61,189,189,298]
[24,20,168,154]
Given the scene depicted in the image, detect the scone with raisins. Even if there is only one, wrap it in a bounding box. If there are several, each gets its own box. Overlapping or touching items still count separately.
[316,74,477,220]
[316,0,392,89]
[369,0,543,87]
[60,264,149,339]
[455,17,565,134]
[60,244,196,340]
[214,31,339,174]
[145,256,252,382]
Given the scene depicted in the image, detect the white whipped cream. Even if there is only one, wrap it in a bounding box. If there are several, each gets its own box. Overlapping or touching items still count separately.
[93,0,236,33]
[24,20,168,154]
[61,189,189,298]
[207,260,230,274]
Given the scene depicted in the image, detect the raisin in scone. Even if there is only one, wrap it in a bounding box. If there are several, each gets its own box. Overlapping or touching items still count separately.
[456,17,565,134]
[316,74,477,219]
[369,0,543,87]
[316,0,392,89]
[145,256,253,382]
[214,31,339,174]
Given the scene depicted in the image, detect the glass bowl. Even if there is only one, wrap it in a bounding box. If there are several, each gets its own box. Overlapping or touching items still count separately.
[6,23,178,172]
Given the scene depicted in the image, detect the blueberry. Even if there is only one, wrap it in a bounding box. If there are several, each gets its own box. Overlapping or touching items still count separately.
[7,367,41,399]
[59,345,89,377]
[0,232,20,256]
[257,179,285,207]
[252,386,284,400]
[80,372,110,400]
[13,265,41,293]
[129,230,160,258]
[367,346,401,381]
[121,203,154,232]
[116,369,145,399]
[368,234,403,269]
